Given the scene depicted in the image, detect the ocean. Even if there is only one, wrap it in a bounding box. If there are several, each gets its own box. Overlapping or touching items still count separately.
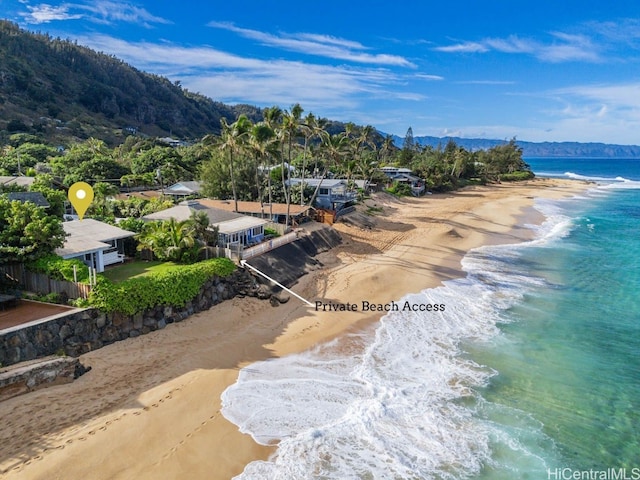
[221,158,640,479]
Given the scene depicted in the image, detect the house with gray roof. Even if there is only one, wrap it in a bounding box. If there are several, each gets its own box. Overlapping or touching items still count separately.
[56,219,135,273]
[143,200,268,248]
[6,192,50,208]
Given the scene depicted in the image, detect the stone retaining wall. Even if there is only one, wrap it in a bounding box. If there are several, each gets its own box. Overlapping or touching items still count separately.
[0,224,342,368]
[0,270,254,367]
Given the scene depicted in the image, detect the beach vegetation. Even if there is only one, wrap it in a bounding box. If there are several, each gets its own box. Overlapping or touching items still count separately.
[89,257,236,315]
[498,171,535,181]
[385,181,414,197]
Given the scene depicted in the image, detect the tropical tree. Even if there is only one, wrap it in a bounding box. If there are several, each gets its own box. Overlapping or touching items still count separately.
[307,131,348,207]
[135,218,199,263]
[90,181,119,218]
[280,104,304,225]
[215,115,252,212]
[0,197,66,264]
[248,122,278,216]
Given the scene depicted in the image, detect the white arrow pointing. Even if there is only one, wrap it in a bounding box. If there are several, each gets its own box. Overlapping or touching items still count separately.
[240,260,314,307]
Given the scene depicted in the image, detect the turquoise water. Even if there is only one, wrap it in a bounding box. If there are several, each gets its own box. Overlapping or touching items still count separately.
[470,187,640,478]
[222,159,640,479]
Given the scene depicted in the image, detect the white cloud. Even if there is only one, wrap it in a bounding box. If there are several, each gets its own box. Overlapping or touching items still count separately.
[20,1,170,26]
[208,22,415,67]
[75,34,420,112]
[435,32,601,63]
[22,4,82,23]
[434,41,487,53]
[415,73,444,81]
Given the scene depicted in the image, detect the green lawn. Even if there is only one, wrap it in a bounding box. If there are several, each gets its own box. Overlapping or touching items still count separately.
[101,260,182,283]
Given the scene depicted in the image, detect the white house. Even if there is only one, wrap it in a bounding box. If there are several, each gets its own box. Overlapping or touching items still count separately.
[380,167,426,196]
[143,200,268,248]
[164,181,202,198]
[56,219,135,273]
[286,178,357,210]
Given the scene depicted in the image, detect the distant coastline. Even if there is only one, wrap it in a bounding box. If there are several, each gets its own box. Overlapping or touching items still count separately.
[390,134,640,158]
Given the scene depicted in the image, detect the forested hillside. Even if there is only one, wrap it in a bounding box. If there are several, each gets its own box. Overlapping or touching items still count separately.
[0,20,261,145]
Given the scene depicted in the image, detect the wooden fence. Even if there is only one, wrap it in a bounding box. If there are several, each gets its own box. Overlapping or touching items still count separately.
[0,264,91,299]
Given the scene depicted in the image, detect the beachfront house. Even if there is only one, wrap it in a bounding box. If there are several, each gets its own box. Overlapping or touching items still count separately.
[143,200,268,248]
[286,178,357,210]
[56,219,135,273]
[198,199,312,226]
[380,167,426,196]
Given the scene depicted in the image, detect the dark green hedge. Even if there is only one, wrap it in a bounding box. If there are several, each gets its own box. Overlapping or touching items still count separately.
[89,258,236,315]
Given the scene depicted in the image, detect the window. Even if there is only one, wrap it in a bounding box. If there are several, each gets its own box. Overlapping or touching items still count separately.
[319,188,329,196]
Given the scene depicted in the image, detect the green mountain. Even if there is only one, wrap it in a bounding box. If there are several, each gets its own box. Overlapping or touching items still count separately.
[0,20,262,145]
[390,134,640,158]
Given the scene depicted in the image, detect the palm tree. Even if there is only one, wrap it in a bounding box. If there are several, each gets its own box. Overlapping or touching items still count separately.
[92,181,118,218]
[380,135,396,165]
[163,218,196,262]
[307,131,348,208]
[248,122,278,218]
[280,104,303,225]
[136,221,167,260]
[217,115,252,213]
[262,106,284,218]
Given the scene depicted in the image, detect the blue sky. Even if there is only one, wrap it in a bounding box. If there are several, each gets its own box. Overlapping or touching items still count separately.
[3,0,640,144]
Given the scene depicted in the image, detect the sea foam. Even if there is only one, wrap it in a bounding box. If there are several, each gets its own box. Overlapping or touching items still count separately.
[221,200,577,479]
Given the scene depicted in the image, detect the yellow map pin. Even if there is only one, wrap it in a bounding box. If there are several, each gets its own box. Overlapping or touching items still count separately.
[68,182,94,220]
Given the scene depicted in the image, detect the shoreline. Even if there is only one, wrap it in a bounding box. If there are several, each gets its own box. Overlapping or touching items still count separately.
[0,178,590,480]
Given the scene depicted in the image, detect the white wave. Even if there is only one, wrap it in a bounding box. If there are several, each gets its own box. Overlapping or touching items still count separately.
[563,171,640,190]
[221,198,580,479]
[564,171,628,182]
[598,178,640,190]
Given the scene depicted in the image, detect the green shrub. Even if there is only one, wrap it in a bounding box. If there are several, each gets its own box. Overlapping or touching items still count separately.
[27,254,90,283]
[499,171,535,182]
[385,181,413,197]
[88,258,236,315]
[264,227,280,237]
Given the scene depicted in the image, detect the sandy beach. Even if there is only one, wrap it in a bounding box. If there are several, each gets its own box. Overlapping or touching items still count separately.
[0,178,589,480]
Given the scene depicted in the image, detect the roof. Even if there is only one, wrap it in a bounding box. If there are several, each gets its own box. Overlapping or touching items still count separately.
[0,176,36,187]
[114,190,163,201]
[286,178,347,188]
[217,216,269,235]
[143,201,242,224]
[56,219,135,258]
[198,199,311,216]
[165,181,202,195]
[6,192,50,207]
[142,200,267,233]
